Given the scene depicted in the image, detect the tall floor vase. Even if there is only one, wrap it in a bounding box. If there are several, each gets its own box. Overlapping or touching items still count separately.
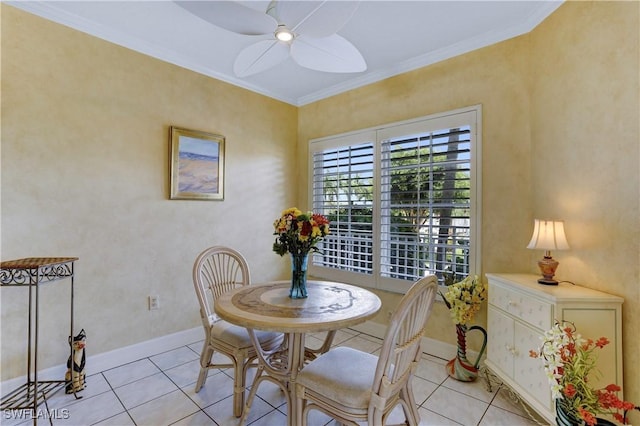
[446,324,487,382]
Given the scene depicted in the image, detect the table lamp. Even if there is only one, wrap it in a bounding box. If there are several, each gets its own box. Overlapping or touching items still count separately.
[526,219,570,285]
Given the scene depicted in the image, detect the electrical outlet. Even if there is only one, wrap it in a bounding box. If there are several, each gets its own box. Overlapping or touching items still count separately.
[149,295,160,310]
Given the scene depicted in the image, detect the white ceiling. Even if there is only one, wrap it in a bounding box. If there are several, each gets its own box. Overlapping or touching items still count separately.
[8,1,562,106]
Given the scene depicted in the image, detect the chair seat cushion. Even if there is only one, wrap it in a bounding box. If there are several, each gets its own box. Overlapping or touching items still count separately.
[211,320,280,348]
[296,346,378,409]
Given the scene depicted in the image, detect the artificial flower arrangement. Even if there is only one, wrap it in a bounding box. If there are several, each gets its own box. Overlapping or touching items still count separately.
[530,320,638,425]
[272,207,330,256]
[439,275,487,325]
[440,275,488,382]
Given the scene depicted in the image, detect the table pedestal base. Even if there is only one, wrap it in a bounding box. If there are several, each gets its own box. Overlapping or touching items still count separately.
[240,331,335,426]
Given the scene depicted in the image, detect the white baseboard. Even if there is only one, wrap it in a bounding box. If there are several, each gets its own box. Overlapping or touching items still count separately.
[2,322,474,395]
[1,327,203,395]
[85,327,204,375]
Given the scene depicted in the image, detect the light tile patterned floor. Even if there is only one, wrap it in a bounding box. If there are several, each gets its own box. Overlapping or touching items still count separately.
[3,328,543,425]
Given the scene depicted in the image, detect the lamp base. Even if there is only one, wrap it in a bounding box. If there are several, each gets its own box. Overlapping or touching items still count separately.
[537,254,560,286]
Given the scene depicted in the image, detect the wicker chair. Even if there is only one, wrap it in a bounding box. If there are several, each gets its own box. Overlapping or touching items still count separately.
[294,275,438,425]
[192,246,283,417]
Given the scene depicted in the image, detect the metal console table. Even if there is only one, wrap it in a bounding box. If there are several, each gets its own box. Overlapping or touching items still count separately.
[1,257,78,425]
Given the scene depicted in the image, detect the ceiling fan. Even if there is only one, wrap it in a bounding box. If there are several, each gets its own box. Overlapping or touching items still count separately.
[176,1,367,77]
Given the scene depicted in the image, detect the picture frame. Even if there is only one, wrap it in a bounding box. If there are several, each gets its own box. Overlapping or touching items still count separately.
[169,126,225,200]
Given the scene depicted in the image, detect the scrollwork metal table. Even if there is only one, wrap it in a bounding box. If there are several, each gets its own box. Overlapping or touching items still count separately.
[0,257,78,425]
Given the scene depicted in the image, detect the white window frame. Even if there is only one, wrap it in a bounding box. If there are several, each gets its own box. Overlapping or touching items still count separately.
[308,105,482,294]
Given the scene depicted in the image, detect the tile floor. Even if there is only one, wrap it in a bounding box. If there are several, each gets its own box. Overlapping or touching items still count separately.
[3,328,545,426]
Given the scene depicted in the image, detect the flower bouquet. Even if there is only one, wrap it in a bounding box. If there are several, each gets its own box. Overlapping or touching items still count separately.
[440,275,487,326]
[273,207,330,298]
[530,320,637,425]
[440,275,488,381]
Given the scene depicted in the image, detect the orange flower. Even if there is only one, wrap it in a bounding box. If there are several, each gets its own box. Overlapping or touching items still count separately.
[312,213,329,226]
[582,338,594,350]
[578,407,597,426]
[605,384,621,393]
[563,384,577,398]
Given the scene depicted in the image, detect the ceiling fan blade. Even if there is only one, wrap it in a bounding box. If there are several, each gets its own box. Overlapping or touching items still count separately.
[290,34,366,73]
[234,40,290,77]
[175,1,277,35]
[276,1,361,38]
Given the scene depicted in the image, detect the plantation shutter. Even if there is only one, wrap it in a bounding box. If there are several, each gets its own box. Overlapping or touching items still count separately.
[311,136,375,276]
[309,106,480,293]
[379,125,472,283]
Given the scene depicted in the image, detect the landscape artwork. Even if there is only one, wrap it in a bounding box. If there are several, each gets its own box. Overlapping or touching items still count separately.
[170,126,225,200]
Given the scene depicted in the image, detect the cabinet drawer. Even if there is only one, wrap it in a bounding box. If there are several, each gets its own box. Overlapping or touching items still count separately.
[488,283,552,330]
[486,306,515,376]
[514,322,552,410]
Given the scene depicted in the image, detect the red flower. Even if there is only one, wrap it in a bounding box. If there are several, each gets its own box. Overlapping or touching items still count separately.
[299,220,312,237]
[312,213,329,226]
[605,384,621,392]
[597,389,619,409]
[578,407,597,426]
[563,384,577,398]
[595,337,609,348]
[581,338,593,351]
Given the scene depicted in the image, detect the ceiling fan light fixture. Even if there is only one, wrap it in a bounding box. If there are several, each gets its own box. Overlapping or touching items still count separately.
[274,25,294,43]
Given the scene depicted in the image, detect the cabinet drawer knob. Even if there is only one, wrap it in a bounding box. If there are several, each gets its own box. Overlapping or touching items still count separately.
[505,344,518,355]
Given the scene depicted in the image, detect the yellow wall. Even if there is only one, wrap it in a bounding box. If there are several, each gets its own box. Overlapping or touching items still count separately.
[299,0,639,415]
[1,5,297,379]
[299,32,534,350]
[2,1,638,417]
[529,1,639,412]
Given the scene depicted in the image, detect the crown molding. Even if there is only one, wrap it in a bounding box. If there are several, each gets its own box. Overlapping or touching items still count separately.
[7,1,563,108]
[296,1,563,106]
[6,1,299,105]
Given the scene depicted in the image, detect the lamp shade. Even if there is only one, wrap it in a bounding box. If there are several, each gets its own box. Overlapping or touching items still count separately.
[527,219,570,251]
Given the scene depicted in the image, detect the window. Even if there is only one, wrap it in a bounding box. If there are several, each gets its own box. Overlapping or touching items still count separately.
[309,106,481,293]
[312,142,375,275]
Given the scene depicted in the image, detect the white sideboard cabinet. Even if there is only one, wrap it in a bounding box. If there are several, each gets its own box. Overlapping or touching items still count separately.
[484,273,624,424]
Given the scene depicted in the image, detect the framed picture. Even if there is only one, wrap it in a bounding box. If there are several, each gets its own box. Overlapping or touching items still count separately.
[169,126,225,200]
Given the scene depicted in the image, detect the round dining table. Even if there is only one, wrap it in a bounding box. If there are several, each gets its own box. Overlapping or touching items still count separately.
[214,280,382,425]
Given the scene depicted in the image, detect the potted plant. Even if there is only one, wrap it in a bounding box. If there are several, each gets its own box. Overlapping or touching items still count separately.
[530,320,637,425]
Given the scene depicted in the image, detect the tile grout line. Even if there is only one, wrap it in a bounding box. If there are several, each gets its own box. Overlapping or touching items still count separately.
[91,371,137,426]
[148,350,220,426]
